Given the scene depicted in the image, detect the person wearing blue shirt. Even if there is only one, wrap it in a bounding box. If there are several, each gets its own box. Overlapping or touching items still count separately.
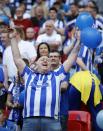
[6,72,24,131]
[9,29,80,131]
[49,50,70,131]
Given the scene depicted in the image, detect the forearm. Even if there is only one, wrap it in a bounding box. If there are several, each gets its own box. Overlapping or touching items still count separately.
[76,58,88,70]
[11,38,21,61]
[10,36,26,73]
[63,40,80,72]
[63,39,76,55]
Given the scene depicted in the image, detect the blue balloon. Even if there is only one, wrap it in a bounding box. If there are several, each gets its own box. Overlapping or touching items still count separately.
[19,90,25,106]
[96,110,103,129]
[81,27,102,48]
[75,12,94,30]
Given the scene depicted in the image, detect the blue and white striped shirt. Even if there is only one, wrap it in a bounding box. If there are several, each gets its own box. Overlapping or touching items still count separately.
[76,45,93,72]
[21,65,67,119]
[8,83,24,121]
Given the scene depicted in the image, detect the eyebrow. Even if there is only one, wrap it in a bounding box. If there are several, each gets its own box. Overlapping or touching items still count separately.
[49,55,60,57]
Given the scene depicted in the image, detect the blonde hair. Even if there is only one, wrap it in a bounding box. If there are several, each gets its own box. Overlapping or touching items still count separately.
[14,26,25,40]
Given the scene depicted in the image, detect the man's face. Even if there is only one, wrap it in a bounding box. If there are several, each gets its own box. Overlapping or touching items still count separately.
[49,10,57,20]
[49,52,60,68]
[26,27,35,40]
[70,4,78,15]
[1,32,9,46]
[35,7,44,18]
[16,7,24,19]
[0,24,8,33]
[45,22,54,35]
[36,56,51,73]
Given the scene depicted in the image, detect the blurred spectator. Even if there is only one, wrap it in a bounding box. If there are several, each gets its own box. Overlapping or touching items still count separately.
[30,42,50,71]
[36,42,50,59]
[91,0,103,15]
[17,2,31,19]
[40,7,65,35]
[13,6,33,33]
[31,5,46,28]
[45,0,56,9]
[66,2,79,22]
[6,71,24,131]
[0,0,12,18]
[0,48,8,89]
[0,15,10,53]
[0,67,7,110]
[94,32,103,84]
[53,1,70,21]
[26,27,36,47]
[1,29,11,49]
[10,0,34,13]
[76,44,94,72]
[63,25,76,76]
[36,20,62,52]
[3,27,37,82]
[85,1,103,30]
[49,50,70,131]
[31,0,48,18]
[21,0,33,13]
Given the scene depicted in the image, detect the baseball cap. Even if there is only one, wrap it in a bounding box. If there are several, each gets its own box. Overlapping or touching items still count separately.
[0,15,10,26]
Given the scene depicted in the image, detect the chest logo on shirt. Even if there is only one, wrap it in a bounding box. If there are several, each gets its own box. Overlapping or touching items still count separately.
[30,81,49,89]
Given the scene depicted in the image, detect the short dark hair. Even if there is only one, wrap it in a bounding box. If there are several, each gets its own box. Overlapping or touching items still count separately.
[49,7,58,13]
[49,50,61,57]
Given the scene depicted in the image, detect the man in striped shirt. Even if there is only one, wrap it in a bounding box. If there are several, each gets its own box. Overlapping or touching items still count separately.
[9,30,80,131]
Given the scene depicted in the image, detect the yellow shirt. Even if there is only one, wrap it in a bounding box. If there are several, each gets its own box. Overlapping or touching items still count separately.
[69,71,102,106]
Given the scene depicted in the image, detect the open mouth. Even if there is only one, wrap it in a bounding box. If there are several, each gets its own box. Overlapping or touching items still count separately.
[42,63,48,67]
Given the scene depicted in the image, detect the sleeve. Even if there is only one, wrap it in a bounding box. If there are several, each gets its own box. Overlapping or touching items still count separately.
[54,65,68,81]
[36,35,42,45]
[8,83,14,94]
[78,45,88,58]
[61,72,70,82]
[2,50,8,66]
[55,34,62,42]
[26,43,37,58]
[59,21,65,28]
[21,66,32,79]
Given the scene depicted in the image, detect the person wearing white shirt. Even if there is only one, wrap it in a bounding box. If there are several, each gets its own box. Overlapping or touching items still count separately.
[36,20,62,52]
[3,27,37,82]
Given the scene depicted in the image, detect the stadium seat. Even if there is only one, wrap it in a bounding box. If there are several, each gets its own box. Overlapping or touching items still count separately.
[68,120,82,131]
[67,111,91,131]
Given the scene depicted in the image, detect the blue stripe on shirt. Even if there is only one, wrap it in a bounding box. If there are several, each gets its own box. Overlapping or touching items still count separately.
[40,75,47,116]
[24,71,33,117]
[30,74,38,116]
[51,73,56,117]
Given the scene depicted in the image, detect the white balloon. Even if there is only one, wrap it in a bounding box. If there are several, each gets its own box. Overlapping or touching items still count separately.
[96,110,103,129]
